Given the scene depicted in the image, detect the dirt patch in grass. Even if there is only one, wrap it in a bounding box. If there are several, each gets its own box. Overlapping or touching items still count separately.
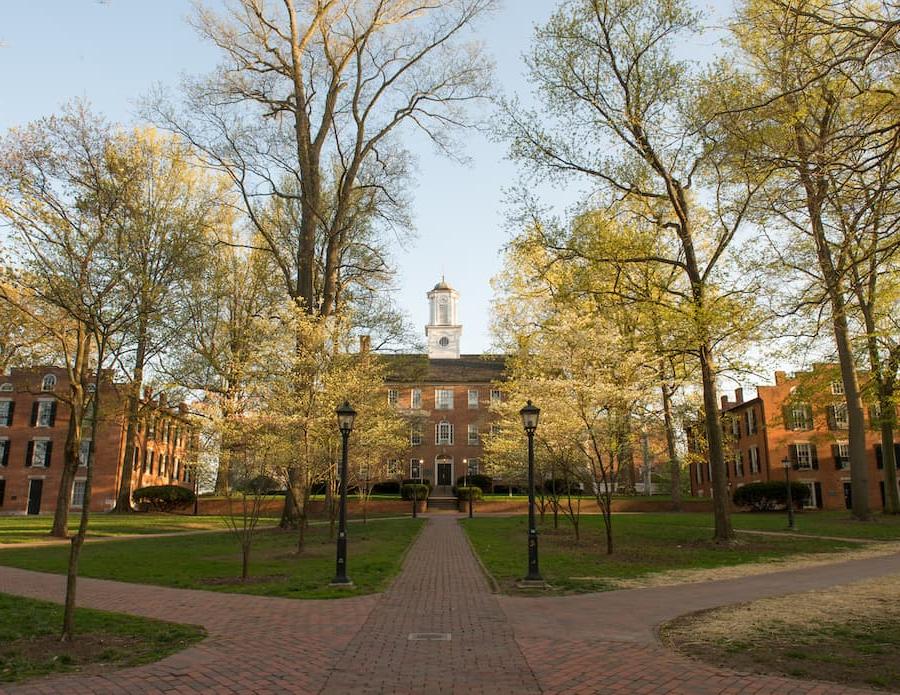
[609,541,900,590]
[2,634,151,679]
[661,573,900,691]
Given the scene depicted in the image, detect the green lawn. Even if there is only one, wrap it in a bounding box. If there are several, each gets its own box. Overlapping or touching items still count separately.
[0,593,204,683]
[653,510,900,541]
[462,514,863,593]
[0,518,423,599]
[0,514,262,544]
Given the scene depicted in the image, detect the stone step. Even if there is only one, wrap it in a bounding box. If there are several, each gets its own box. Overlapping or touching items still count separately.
[427,496,458,511]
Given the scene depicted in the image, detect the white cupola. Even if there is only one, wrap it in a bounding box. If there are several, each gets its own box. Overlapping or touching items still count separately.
[426,277,462,359]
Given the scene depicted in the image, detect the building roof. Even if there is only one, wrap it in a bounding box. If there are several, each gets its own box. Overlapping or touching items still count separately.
[431,276,454,291]
[381,354,506,384]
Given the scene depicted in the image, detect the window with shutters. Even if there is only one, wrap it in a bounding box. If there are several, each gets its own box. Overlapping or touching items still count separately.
[0,439,8,467]
[831,380,844,395]
[836,442,850,469]
[31,439,50,467]
[734,451,744,476]
[41,374,56,392]
[746,408,757,435]
[790,404,813,430]
[833,403,849,429]
[749,446,760,474]
[79,439,91,467]
[795,443,813,470]
[0,400,12,426]
[731,417,740,438]
[410,459,422,479]
[467,424,479,445]
[468,389,479,409]
[410,424,423,446]
[387,389,399,406]
[411,389,422,410]
[435,389,453,410]
[72,480,86,507]
[467,458,479,476]
[436,421,453,445]
[149,450,156,475]
[0,479,5,506]
[36,401,54,427]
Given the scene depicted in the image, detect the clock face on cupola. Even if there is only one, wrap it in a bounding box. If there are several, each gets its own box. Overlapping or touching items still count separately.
[425,277,462,359]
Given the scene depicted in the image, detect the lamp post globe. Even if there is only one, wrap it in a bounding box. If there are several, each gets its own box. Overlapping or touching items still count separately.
[519,400,543,584]
[332,401,356,587]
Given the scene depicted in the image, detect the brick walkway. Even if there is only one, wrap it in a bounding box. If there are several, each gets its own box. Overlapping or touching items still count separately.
[1,517,898,694]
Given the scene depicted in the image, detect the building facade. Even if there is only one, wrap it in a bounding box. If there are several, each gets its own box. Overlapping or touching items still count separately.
[0,367,196,515]
[689,364,900,510]
[383,280,505,493]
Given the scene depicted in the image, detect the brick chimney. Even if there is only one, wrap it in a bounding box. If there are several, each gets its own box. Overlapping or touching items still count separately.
[359,335,371,354]
[774,371,787,385]
[720,394,729,409]
[158,392,167,409]
[143,386,153,400]
[735,388,744,404]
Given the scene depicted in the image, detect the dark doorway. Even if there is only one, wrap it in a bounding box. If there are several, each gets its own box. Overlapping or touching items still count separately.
[814,482,823,509]
[27,479,43,515]
[843,482,852,510]
[437,462,453,486]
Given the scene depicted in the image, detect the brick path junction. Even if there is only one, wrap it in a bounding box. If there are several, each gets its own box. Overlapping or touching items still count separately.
[2,516,899,694]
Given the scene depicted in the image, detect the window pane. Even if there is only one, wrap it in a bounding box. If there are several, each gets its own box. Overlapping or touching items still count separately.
[468,390,478,408]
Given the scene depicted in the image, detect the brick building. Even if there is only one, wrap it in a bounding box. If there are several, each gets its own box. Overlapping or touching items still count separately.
[382,280,505,494]
[689,364,900,510]
[0,367,196,515]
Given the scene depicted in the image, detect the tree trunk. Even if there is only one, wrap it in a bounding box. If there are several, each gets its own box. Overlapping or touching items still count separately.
[880,406,899,514]
[280,468,302,529]
[241,544,250,580]
[700,342,733,541]
[662,382,682,511]
[51,419,81,538]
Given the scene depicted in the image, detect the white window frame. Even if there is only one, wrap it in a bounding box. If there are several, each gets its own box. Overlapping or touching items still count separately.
[837,441,850,469]
[436,421,453,445]
[32,438,51,468]
[387,389,399,406]
[466,458,479,476]
[490,389,502,405]
[0,399,12,426]
[791,404,811,431]
[833,403,849,429]
[71,478,87,508]
[734,451,743,477]
[467,424,479,446]
[0,383,12,392]
[387,459,401,476]
[435,389,454,410]
[831,380,844,395]
[795,443,813,470]
[41,374,57,392]
[411,389,422,410]
[36,400,54,427]
[749,446,760,474]
[409,458,422,479]
[468,389,479,409]
[410,425,423,446]
[802,481,817,509]
[746,408,757,435]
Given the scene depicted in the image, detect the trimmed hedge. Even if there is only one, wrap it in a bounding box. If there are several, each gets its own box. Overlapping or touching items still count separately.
[133,485,196,512]
[455,474,493,494]
[371,480,401,494]
[456,486,483,501]
[401,483,430,501]
[732,481,811,511]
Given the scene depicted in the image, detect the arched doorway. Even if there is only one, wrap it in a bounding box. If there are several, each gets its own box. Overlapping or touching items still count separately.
[435,455,454,488]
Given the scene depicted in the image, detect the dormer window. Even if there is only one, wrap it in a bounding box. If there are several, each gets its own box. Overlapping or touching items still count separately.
[41,374,57,392]
[831,380,844,395]
[0,383,12,392]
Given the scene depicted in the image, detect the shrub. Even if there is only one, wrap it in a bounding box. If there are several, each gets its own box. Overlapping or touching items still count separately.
[402,478,432,494]
[732,481,811,511]
[235,474,281,495]
[492,484,523,495]
[455,474,493,493]
[371,480,401,495]
[133,485,196,512]
[401,483,430,501]
[456,486,483,501]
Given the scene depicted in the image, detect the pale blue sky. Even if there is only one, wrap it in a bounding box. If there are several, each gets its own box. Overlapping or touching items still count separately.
[0,0,732,354]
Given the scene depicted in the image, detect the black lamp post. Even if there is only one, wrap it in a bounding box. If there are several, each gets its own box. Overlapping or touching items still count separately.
[464,459,473,518]
[332,401,356,587]
[782,457,797,531]
[520,400,543,584]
